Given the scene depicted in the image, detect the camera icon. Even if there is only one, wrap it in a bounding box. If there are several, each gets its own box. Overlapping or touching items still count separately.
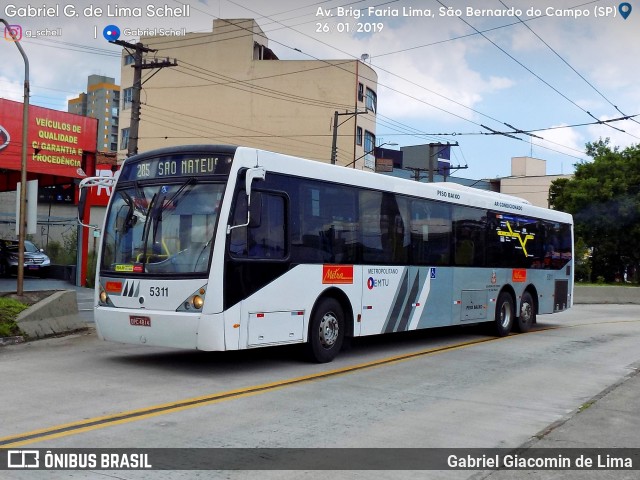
[4,24,23,41]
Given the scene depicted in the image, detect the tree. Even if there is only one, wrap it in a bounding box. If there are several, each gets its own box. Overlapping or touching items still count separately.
[549,139,640,282]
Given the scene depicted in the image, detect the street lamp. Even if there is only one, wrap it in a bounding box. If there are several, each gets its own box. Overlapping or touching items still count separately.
[1,19,29,296]
[343,142,398,168]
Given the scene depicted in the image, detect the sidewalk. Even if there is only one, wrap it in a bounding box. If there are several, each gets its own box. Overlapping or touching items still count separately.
[481,364,640,479]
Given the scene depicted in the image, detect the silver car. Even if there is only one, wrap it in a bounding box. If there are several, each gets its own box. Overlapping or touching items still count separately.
[0,239,51,278]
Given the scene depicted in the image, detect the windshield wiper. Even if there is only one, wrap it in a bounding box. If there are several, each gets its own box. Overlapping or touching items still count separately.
[140,178,197,266]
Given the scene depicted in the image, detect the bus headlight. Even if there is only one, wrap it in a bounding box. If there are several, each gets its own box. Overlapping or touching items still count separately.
[192,295,204,309]
[176,285,207,312]
[98,284,115,307]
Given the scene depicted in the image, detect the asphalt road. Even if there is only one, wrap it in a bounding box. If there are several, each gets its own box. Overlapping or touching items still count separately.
[1,304,639,479]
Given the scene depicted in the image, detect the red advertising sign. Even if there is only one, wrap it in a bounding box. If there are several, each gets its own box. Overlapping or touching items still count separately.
[512,269,527,283]
[0,98,98,178]
[322,265,354,284]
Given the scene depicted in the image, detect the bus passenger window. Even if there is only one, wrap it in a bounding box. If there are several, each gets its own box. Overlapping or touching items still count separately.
[410,200,451,266]
[452,206,486,267]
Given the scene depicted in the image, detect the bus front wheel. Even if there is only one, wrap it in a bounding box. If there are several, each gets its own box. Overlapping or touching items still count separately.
[306,298,344,363]
[515,291,536,333]
[493,292,514,337]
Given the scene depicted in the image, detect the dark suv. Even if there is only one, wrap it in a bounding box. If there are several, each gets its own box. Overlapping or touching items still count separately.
[0,239,51,278]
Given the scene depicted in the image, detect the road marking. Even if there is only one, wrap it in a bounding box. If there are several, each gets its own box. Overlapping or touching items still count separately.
[0,335,503,448]
[5,319,635,448]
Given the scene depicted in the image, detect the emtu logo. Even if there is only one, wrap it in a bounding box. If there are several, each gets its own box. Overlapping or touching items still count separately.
[4,24,22,41]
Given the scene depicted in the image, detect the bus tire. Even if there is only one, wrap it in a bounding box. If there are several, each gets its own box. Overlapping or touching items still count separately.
[515,291,536,333]
[493,291,514,337]
[306,298,344,363]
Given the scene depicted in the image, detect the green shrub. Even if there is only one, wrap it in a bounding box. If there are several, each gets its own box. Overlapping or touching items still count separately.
[0,297,28,337]
[46,240,63,264]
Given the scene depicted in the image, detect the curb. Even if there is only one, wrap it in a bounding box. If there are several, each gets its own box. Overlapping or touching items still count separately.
[15,290,88,339]
[0,336,25,346]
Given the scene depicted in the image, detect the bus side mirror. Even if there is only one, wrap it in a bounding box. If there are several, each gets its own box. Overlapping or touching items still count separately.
[245,167,266,196]
[228,167,266,234]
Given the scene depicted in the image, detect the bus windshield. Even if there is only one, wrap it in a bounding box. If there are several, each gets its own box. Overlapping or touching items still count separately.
[100,181,225,275]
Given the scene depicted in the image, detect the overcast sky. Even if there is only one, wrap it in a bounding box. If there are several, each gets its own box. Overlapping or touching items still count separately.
[2,0,639,181]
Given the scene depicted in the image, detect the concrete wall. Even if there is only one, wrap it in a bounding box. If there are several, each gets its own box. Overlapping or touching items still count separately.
[574,286,640,305]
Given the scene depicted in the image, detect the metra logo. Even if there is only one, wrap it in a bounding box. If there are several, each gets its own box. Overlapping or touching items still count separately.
[512,269,527,283]
[0,124,10,152]
[322,265,354,284]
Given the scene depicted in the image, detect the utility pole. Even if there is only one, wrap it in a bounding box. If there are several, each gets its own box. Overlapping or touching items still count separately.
[112,40,177,157]
[428,142,459,182]
[1,19,29,296]
[330,109,367,164]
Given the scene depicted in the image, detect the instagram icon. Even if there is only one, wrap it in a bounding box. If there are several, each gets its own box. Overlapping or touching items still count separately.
[4,24,22,41]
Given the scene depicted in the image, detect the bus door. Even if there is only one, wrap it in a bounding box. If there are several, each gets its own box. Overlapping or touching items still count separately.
[451,207,490,324]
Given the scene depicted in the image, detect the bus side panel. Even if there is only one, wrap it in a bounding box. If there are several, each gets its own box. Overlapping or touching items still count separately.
[410,267,455,330]
[526,268,572,315]
[231,264,362,349]
[451,267,492,325]
[361,266,456,335]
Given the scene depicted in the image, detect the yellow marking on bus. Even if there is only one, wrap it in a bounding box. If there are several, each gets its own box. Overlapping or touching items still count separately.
[0,336,502,448]
[497,221,534,257]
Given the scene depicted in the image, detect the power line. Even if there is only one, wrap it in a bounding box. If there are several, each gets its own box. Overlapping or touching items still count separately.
[497,0,640,129]
[435,0,639,140]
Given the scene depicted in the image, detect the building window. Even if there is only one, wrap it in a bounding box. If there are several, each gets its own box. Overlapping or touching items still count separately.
[124,54,135,66]
[365,88,377,113]
[364,130,376,169]
[356,127,363,146]
[122,88,133,110]
[121,128,130,150]
[358,82,364,102]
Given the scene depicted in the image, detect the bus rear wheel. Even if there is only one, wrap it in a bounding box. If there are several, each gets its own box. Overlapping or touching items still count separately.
[515,291,535,333]
[493,292,514,337]
[306,298,344,363]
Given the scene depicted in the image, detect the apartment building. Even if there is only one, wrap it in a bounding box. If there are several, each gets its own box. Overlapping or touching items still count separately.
[68,74,120,152]
[119,19,377,168]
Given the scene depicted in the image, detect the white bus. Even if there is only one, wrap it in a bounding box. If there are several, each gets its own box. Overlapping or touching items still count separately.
[83,145,573,362]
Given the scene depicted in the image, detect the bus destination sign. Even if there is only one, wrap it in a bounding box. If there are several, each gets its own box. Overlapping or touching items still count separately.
[120,154,233,181]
